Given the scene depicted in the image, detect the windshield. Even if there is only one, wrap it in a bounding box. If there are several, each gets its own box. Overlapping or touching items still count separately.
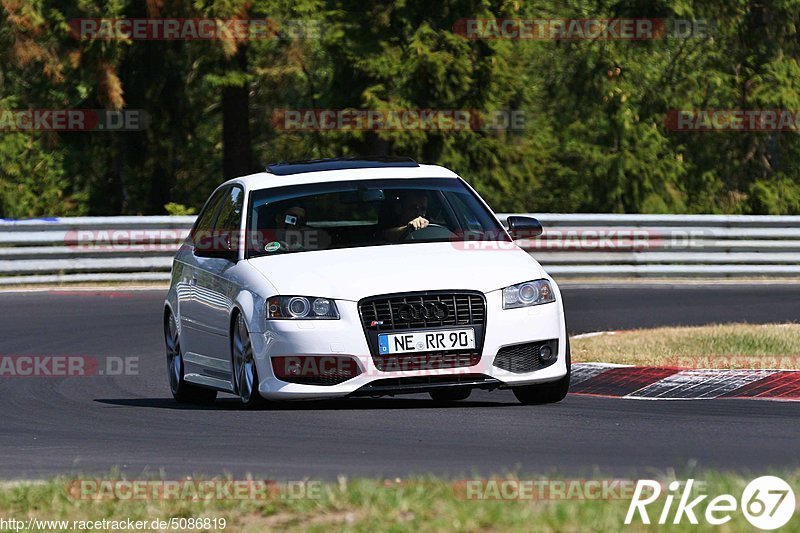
[245,178,509,257]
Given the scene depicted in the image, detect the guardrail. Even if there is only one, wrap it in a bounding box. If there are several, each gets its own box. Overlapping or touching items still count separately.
[2,214,800,285]
[500,214,800,278]
[0,216,194,285]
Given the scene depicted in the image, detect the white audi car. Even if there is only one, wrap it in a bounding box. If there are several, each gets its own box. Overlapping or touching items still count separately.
[164,157,570,407]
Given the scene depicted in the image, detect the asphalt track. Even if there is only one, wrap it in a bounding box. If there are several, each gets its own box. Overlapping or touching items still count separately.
[1,284,799,479]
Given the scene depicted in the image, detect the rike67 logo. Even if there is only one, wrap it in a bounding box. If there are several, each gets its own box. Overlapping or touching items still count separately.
[625,476,795,530]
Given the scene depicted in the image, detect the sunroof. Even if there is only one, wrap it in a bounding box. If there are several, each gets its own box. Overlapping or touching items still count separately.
[265,156,419,176]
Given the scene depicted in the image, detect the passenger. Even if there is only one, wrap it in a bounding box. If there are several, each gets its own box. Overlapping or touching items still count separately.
[275,206,308,230]
[274,206,312,249]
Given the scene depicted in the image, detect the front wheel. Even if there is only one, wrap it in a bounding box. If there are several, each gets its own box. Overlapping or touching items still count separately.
[165,312,217,404]
[512,339,571,405]
[232,313,268,409]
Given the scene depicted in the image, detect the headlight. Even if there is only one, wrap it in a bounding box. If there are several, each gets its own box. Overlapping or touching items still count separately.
[502,280,555,309]
[267,296,340,319]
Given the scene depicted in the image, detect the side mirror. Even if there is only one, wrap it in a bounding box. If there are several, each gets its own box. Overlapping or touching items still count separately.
[192,231,238,261]
[506,216,543,240]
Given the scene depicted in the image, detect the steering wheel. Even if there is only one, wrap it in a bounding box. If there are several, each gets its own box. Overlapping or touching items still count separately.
[400,223,447,241]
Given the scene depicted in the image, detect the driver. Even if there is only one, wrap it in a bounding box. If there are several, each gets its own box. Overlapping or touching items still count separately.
[382,191,429,240]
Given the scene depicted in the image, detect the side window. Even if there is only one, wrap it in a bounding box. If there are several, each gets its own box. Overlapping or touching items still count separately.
[190,188,228,248]
[193,189,227,235]
[214,186,244,233]
[213,187,245,253]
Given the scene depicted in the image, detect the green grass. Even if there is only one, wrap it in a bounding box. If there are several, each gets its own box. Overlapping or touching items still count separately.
[571,323,800,368]
[0,472,799,532]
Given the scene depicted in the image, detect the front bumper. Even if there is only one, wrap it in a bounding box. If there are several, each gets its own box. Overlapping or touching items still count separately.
[252,288,568,400]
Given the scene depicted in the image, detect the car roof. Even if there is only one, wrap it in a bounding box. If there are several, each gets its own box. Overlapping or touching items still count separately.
[226,163,461,191]
[266,156,419,175]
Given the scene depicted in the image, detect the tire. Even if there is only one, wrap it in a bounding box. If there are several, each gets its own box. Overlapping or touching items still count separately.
[512,338,571,405]
[428,387,472,403]
[429,387,472,402]
[232,313,269,409]
[165,311,217,404]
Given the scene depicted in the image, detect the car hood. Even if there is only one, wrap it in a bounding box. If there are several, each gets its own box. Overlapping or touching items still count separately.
[247,241,546,301]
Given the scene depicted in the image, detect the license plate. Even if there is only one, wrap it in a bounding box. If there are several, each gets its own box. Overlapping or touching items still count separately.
[378,329,476,355]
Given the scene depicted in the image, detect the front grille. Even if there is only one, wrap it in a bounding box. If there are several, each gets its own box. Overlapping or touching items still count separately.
[358,291,488,367]
[373,352,481,372]
[493,341,558,374]
[359,292,485,331]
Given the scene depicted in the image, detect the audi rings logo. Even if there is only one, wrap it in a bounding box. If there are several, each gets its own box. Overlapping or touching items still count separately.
[397,302,449,321]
